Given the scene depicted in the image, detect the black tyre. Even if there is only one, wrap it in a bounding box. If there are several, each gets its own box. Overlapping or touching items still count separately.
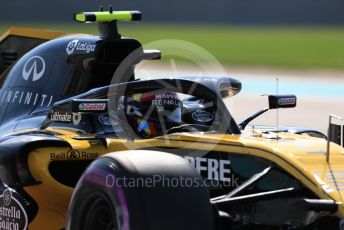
[66,150,216,230]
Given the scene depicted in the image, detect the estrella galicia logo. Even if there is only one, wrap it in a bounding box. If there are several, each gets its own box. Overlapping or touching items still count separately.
[22,56,46,81]
[0,189,29,230]
[66,39,79,55]
[3,189,11,206]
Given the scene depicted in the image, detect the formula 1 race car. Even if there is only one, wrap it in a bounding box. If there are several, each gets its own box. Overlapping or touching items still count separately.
[0,8,344,230]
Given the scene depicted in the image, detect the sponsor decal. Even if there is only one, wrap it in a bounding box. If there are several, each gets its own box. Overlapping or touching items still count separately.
[66,39,79,55]
[0,189,28,230]
[152,93,182,107]
[72,113,82,125]
[50,112,82,125]
[185,156,231,182]
[155,93,178,100]
[79,103,106,111]
[192,110,214,123]
[50,112,72,122]
[98,115,115,126]
[50,150,99,160]
[66,39,96,55]
[278,97,296,106]
[1,90,53,107]
[22,56,45,82]
[3,191,10,206]
[152,99,181,107]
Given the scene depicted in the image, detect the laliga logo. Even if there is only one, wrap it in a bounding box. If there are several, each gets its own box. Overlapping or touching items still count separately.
[22,56,46,81]
[66,39,96,55]
[66,39,79,55]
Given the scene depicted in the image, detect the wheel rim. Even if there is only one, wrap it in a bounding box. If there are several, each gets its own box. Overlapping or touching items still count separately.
[84,195,117,230]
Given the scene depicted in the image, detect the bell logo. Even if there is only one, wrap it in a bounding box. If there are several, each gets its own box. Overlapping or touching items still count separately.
[22,56,46,81]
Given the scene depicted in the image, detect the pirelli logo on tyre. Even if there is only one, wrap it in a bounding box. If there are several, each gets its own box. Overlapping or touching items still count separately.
[50,150,99,161]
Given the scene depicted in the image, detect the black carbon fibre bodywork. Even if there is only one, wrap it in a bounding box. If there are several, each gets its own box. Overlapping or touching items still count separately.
[0,132,69,225]
[0,33,143,136]
[0,133,69,186]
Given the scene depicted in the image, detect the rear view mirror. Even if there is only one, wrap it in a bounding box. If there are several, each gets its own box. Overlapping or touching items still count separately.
[239,94,297,129]
[268,95,297,109]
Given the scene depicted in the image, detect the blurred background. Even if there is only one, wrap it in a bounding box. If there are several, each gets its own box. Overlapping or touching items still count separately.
[1,0,344,133]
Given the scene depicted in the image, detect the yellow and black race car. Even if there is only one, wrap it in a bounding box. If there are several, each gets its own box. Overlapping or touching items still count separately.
[0,8,344,230]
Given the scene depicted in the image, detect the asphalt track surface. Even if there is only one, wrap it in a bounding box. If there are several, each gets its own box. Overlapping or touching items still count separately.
[136,64,344,134]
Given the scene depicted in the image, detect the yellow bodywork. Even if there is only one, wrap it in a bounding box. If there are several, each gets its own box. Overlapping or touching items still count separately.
[20,127,344,229]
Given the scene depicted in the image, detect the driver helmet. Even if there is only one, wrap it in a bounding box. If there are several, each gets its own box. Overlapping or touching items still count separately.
[124,92,183,138]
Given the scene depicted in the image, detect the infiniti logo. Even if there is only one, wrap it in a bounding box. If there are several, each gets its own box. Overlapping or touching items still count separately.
[22,56,46,81]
